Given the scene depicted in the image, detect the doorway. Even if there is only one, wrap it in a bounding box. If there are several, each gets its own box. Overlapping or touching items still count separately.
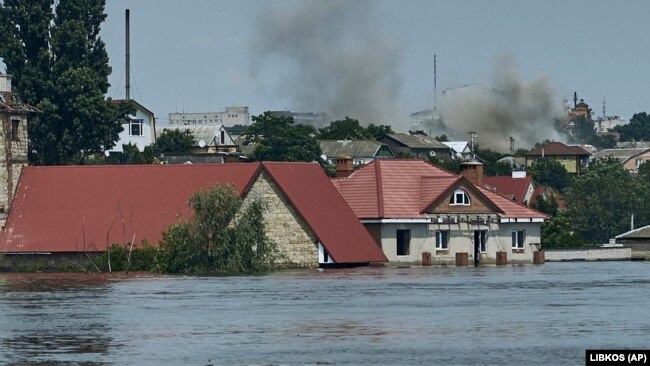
[473,230,487,266]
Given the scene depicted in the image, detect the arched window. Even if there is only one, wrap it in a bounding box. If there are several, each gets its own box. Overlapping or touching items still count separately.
[449,189,470,205]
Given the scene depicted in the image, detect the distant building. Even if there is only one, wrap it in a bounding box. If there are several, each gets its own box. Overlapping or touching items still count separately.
[595,115,627,133]
[110,99,156,153]
[268,111,329,129]
[525,141,591,175]
[157,125,237,153]
[169,106,250,127]
[319,140,394,166]
[592,148,650,173]
[442,141,472,160]
[409,108,443,135]
[378,132,452,159]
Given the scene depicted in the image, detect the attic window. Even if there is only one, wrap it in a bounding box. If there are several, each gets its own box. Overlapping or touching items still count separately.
[449,189,470,205]
[11,116,20,141]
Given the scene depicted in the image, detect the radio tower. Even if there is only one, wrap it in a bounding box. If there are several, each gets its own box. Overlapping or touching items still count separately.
[433,54,437,110]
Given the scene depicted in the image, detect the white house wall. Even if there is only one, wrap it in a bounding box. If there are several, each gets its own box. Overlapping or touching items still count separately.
[377,221,540,264]
[110,107,155,152]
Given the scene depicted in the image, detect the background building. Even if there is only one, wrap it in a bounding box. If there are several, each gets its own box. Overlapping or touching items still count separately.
[169,106,250,127]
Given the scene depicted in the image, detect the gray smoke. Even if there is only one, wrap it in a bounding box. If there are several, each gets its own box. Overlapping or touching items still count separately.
[250,0,405,127]
[440,56,565,152]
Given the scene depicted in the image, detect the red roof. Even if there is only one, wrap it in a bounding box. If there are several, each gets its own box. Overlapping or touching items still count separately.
[1,163,386,263]
[483,175,533,205]
[526,142,591,156]
[332,159,455,219]
[333,159,546,220]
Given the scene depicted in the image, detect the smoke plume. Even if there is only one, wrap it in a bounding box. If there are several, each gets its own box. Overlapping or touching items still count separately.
[250,0,405,127]
[440,56,565,152]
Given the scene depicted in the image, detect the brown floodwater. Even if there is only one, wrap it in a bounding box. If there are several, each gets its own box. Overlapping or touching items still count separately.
[0,262,649,365]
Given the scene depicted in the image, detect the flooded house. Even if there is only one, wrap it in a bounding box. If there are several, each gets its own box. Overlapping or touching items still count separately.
[0,162,386,269]
[331,159,547,265]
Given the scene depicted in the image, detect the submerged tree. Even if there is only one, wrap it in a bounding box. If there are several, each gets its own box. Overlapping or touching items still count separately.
[0,0,128,165]
[156,185,278,274]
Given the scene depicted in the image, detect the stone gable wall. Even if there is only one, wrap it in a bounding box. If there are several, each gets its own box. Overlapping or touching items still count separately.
[0,114,28,223]
[242,172,319,268]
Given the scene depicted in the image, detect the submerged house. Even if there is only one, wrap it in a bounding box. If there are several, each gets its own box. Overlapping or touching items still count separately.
[332,159,547,265]
[0,163,386,268]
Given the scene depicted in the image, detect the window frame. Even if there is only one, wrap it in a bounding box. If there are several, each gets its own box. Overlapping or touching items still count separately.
[10,116,20,141]
[435,230,449,250]
[449,189,470,206]
[511,229,525,249]
[129,118,144,136]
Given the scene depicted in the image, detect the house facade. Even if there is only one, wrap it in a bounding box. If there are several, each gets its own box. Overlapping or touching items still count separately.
[592,148,650,173]
[109,99,156,153]
[332,159,547,265]
[525,141,591,174]
[0,163,386,268]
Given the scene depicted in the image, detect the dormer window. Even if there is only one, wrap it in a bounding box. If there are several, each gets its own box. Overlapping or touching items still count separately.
[449,189,470,205]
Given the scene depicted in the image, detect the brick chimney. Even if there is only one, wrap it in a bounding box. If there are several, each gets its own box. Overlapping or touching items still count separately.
[335,156,353,178]
[460,161,484,186]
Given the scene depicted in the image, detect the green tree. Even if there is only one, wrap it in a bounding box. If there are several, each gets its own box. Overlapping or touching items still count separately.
[564,157,650,243]
[528,158,571,192]
[156,185,278,274]
[244,111,322,162]
[571,116,616,149]
[613,112,650,141]
[475,148,511,176]
[530,193,559,217]
[155,129,194,154]
[318,117,393,140]
[541,213,586,248]
[0,0,128,165]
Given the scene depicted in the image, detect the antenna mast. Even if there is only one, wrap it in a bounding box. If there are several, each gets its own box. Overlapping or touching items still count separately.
[433,54,437,110]
[125,9,130,100]
[602,97,606,118]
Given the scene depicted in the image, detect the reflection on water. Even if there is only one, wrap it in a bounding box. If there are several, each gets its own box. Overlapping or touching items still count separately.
[0,263,649,365]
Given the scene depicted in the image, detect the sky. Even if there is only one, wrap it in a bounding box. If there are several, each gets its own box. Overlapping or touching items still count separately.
[38,1,650,146]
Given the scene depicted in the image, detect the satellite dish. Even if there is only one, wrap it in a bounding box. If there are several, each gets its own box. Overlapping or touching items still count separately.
[429,151,436,157]
[104,150,110,157]
[320,154,327,161]
[198,139,206,148]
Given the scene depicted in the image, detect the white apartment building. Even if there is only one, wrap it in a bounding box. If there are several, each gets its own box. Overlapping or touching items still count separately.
[169,106,250,127]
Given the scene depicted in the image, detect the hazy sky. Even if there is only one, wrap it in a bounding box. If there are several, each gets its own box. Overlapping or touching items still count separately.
[96,1,650,132]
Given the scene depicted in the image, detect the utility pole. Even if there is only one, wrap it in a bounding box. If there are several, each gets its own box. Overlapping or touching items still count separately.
[433,54,437,110]
[125,9,130,100]
[468,131,477,160]
[509,136,515,155]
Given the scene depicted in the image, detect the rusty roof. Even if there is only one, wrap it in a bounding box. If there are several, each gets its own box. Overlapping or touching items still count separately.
[1,163,386,263]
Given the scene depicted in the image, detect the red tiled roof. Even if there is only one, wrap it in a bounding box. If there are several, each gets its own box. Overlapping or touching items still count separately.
[333,159,547,220]
[526,142,591,156]
[263,163,386,263]
[333,159,455,219]
[483,175,533,205]
[1,163,386,263]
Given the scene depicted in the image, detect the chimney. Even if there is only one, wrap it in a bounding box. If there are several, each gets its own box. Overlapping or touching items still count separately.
[460,161,484,186]
[0,74,12,93]
[335,156,354,178]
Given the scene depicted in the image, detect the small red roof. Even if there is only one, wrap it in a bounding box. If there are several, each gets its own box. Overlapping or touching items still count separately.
[483,175,533,205]
[1,163,386,263]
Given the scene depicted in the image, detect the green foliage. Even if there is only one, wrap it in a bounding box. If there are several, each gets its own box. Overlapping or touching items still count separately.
[564,157,650,243]
[475,148,511,176]
[530,193,559,217]
[155,129,194,154]
[0,0,128,165]
[541,214,587,249]
[156,184,278,274]
[95,242,158,272]
[318,117,393,140]
[638,160,650,181]
[434,134,449,142]
[570,116,616,149]
[244,111,322,162]
[428,155,462,174]
[613,112,650,141]
[528,158,571,192]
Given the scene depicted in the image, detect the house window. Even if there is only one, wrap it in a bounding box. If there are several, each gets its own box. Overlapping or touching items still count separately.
[449,189,470,205]
[129,119,143,136]
[512,230,525,249]
[436,230,449,250]
[396,229,410,256]
[11,117,20,141]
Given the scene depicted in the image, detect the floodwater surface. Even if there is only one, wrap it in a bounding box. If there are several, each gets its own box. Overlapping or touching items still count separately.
[0,262,649,365]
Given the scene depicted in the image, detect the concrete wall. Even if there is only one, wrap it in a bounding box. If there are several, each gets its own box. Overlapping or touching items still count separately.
[545,247,631,261]
[243,172,319,268]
